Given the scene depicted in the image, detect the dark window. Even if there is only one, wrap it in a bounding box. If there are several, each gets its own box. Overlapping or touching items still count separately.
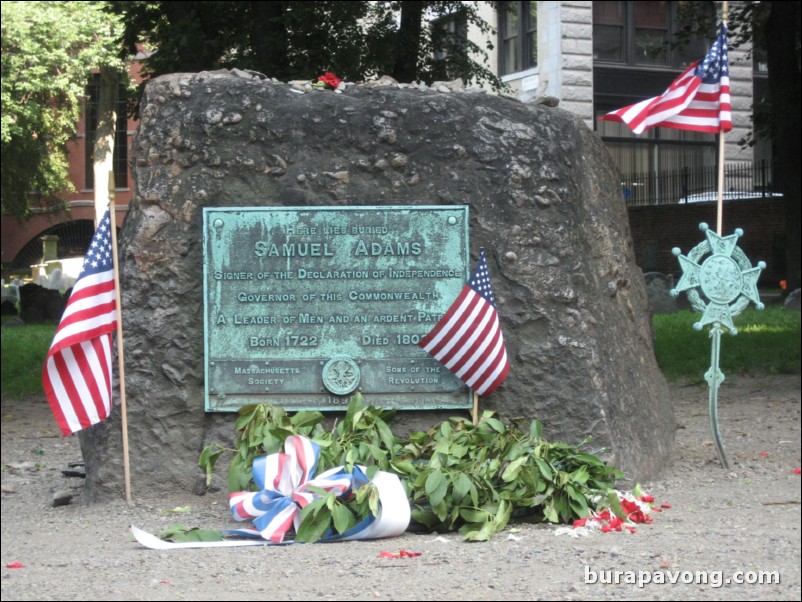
[84,75,129,190]
[431,12,469,80]
[596,105,716,204]
[498,1,537,75]
[593,1,709,69]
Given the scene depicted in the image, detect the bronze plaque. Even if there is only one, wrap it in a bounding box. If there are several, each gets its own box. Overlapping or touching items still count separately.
[203,206,470,411]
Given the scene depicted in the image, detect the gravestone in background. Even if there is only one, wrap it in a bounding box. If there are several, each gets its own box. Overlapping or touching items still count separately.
[81,71,675,500]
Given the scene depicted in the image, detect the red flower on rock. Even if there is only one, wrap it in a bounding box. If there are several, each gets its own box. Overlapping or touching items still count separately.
[317,72,341,89]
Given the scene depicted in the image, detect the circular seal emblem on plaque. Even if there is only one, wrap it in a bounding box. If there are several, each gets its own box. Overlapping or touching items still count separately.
[322,357,361,396]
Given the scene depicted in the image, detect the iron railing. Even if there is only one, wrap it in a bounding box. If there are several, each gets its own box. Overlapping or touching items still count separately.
[622,160,778,206]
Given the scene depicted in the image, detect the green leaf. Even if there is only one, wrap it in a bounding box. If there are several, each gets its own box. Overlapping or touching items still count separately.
[570,465,590,485]
[501,456,528,482]
[606,490,628,520]
[295,498,331,543]
[389,460,417,475]
[534,457,553,481]
[449,442,469,460]
[542,502,559,523]
[161,505,191,515]
[484,417,506,433]
[411,507,439,528]
[451,472,473,502]
[376,420,396,454]
[332,502,356,534]
[566,485,590,518]
[368,485,381,517]
[461,519,497,541]
[495,499,512,530]
[235,406,258,431]
[574,452,606,466]
[227,452,252,493]
[199,444,224,487]
[157,525,225,543]
[291,411,324,429]
[261,432,283,455]
[459,508,488,523]
[424,470,448,507]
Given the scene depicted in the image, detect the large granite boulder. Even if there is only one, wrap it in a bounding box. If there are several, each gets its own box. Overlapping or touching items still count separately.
[82,72,674,500]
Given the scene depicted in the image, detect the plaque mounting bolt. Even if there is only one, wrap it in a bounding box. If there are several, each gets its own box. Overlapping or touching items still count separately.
[448,216,457,225]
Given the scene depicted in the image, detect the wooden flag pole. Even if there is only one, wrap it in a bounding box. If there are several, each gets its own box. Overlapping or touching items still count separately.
[717,1,730,235]
[472,391,479,425]
[108,180,133,505]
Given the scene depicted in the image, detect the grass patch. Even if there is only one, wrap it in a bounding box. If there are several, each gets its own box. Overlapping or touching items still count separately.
[1,320,57,399]
[1,309,799,399]
[653,307,801,381]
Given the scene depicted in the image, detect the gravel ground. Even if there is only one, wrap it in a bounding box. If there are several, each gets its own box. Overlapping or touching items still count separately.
[2,374,800,601]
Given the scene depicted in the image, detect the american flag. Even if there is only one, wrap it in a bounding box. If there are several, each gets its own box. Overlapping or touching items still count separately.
[42,207,117,436]
[600,23,731,134]
[418,249,510,396]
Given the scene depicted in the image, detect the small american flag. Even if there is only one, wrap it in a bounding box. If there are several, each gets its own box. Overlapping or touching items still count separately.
[42,207,117,436]
[418,249,509,396]
[600,23,731,134]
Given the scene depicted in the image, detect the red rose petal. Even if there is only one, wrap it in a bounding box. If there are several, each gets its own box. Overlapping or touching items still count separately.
[5,562,24,569]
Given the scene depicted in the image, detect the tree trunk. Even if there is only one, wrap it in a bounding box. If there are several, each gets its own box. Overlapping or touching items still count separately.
[94,67,119,226]
[392,1,424,82]
[248,1,291,80]
[765,2,801,292]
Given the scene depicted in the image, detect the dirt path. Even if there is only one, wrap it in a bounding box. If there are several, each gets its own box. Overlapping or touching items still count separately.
[2,375,800,601]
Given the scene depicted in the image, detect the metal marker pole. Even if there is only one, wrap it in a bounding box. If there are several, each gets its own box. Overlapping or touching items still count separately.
[705,323,729,468]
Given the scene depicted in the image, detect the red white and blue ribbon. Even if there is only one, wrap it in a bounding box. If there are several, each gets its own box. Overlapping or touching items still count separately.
[228,435,409,543]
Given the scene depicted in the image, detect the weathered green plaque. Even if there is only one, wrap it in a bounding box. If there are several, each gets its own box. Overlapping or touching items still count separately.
[203,206,470,411]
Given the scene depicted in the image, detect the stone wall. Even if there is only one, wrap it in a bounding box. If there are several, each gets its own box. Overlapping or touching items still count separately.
[81,71,674,500]
[628,198,786,286]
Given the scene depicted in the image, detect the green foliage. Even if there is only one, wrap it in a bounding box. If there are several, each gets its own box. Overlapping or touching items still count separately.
[1,1,128,217]
[401,412,620,541]
[199,394,400,493]
[199,396,621,542]
[653,308,801,381]
[113,1,502,100]
[294,482,380,543]
[0,320,57,398]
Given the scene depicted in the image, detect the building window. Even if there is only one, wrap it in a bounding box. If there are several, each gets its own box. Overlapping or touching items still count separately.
[84,75,129,190]
[593,1,709,69]
[498,1,537,75]
[596,106,717,204]
[431,12,469,81]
